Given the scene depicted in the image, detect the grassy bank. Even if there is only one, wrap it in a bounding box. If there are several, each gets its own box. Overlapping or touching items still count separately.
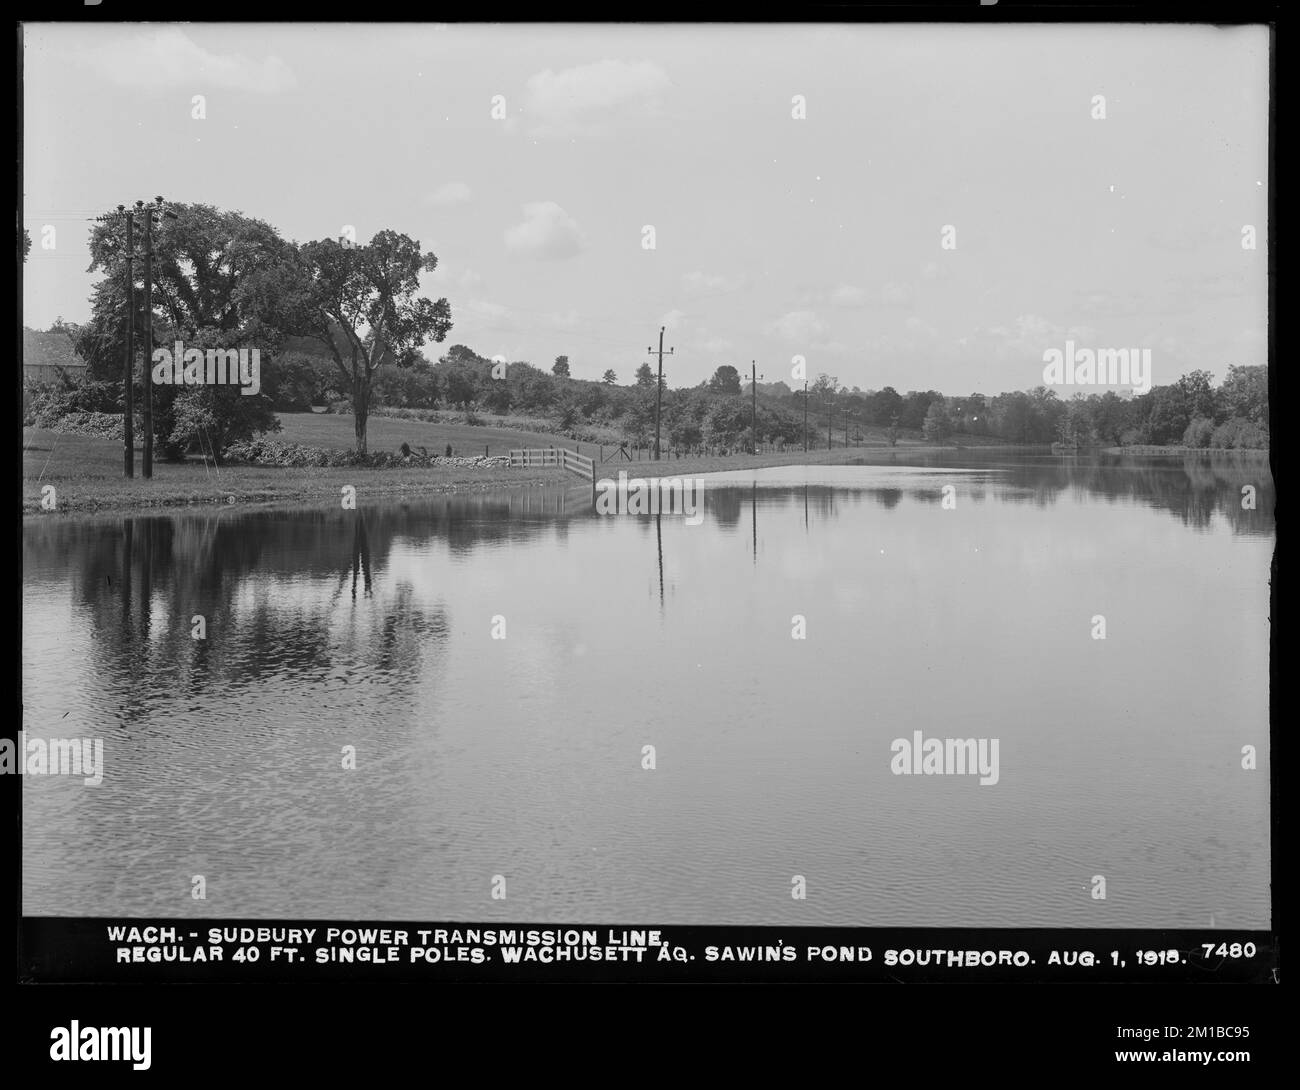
[23,429,574,514]
[24,415,1015,517]
[275,411,587,456]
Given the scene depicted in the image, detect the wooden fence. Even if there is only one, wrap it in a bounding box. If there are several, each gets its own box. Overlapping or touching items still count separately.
[508,447,594,482]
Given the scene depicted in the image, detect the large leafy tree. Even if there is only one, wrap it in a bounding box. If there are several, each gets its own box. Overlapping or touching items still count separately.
[261,231,452,452]
[76,203,285,459]
[708,364,741,395]
[1217,364,1267,426]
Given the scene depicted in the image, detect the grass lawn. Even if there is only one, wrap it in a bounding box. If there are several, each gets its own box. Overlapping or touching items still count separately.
[22,428,570,515]
[275,411,594,457]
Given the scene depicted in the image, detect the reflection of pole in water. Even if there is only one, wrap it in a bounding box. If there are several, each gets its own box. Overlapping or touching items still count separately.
[121,518,133,631]
[803,483,809,533]
[351,517,373,599]
[751,480,757,565]
[141,518,153,639]
[655,512,664,610]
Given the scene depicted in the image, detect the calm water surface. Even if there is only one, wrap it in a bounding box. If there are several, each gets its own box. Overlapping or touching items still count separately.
[22,452,1273,926]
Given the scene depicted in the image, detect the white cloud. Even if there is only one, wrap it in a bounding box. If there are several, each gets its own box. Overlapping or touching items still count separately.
[423,265,482,291]
[425,182,472,207]
[524,59,671,137]
[659,309,687,332]
[682,270,745,294]
[767,309,827,343]
[458,299,517,329]
[504,202,586,260]
[829,282,911,308]
[968,314,1101,363]
[881,282,914,306]
[829,284,867,308]
[549,310,584,330]
[73,28,296,92]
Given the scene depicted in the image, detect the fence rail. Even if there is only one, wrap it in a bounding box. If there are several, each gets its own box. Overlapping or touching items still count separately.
[509,447,595,482]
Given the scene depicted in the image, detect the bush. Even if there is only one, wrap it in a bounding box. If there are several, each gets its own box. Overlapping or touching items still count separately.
[1211,416,1269,450]
[372,365,440,410]
[42,411,126,440]
[24,375,122,426]
[222,438,507,469]
[1182,416,1215,448]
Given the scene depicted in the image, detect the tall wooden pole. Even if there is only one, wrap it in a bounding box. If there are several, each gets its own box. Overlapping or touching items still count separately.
[648,327,673,461]
[141,201,154,479]
[123,210,135,477]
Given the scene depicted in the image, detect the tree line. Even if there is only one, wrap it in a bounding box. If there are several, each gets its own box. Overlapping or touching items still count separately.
[26,201,1268,459]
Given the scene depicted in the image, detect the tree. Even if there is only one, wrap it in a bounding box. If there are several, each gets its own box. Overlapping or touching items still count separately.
[263,230,453,452]
[602,369,617,385]
[921,397,952,444]
[635,362,656,388]
[552,355,570,378]
[708,365,742,396]
[22,227,31,263]
[1183,416,1214,448]
[76,202,292,459]
[1217,364,1267,426]
[869,386,903,427]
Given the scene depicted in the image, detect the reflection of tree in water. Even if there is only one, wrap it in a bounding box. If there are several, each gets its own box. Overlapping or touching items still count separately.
[700,453,1272,535]
[24,454,1272,717]
[24,496,609,722]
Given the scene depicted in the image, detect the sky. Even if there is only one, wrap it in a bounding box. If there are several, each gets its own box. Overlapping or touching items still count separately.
[22,22,1269,395]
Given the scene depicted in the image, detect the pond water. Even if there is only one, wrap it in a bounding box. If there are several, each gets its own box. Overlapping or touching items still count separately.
[22,451,1273,926]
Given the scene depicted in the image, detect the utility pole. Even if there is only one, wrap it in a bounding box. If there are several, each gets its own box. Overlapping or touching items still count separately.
[750,361,762,455]
[139,197,177,479]
[844,406,849,448]
[141,199,155,478]
[647,327,673,461]
[827,396,833,450]
[96,204,136,477]
[803,380,808,452]
[124,210,135,477]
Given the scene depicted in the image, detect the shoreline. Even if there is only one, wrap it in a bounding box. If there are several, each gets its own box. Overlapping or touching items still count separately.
[25,440,1265,519]
[21,444,960,517]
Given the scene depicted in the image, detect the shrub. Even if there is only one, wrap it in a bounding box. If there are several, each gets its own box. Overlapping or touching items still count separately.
[222,438,506,469]
[24,375,122,426]
[1182,416,1215,449]
[43,411,125,440]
